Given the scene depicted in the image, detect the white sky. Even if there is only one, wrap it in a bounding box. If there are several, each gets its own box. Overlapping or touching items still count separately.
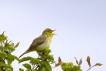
[0,0,106,71]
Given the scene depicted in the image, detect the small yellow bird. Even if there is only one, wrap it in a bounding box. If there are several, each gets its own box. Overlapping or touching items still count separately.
[19,28,56,58]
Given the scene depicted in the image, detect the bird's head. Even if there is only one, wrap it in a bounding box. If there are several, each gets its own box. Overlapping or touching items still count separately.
[42,28,56,37]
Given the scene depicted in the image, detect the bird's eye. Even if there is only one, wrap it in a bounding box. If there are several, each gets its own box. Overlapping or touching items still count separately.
[50,30,53,33]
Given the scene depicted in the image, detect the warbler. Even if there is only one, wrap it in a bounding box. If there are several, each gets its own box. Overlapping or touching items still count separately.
[19,28,56,58]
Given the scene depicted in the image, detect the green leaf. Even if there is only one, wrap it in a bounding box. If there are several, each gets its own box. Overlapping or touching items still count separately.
[5,44,15,53]
[61,62,82,71]
[0,59,5,64]
[47,55,55,63]
[0,32,8,42]
[43,48,51,55]
[38,65,46,71]
[14,42,20,48]
[0,46,4,51]
[7,54,15,65]
[19,68,24,71]
[43,61,52,71]
[23,63,31,70]
[0,52,7,59]
[12,55,19,61]
[19,56,32,63]
[2,64,13,71]
[6,54,19,65]
[30,58,40,65]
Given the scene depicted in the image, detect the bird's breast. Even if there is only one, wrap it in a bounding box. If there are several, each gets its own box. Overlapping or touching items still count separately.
[36,38,52,51]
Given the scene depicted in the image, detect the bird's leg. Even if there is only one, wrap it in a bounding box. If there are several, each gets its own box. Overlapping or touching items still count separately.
[38,51,44,56]
[37,51,46,61]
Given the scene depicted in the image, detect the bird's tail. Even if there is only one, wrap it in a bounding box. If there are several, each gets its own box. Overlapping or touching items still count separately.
[19,51,27,58]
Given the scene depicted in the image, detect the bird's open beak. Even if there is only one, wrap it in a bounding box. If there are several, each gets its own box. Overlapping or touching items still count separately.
[51,29,56,35]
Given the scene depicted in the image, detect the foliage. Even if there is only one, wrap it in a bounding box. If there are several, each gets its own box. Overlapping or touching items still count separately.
[0,31,103,71]
[0,31,19,71]
[19,48,54,71]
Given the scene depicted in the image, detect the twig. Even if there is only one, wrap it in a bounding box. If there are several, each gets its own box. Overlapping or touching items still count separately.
[87,65,95,71]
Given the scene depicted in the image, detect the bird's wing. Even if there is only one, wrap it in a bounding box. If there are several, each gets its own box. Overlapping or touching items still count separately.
[19,35,46,58]
[28,35,46,51]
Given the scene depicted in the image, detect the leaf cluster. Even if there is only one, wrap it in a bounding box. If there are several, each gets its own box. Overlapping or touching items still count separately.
[0,32,19,71]
[19,48,54,71]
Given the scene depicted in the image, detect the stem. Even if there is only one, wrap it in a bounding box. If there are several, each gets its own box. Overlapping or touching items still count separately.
[87,65,95,71]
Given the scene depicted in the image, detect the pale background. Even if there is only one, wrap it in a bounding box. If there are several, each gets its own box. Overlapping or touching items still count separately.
[0,0,106,71]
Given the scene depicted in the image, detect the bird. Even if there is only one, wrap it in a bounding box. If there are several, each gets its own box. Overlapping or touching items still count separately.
[19,28,56,58]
